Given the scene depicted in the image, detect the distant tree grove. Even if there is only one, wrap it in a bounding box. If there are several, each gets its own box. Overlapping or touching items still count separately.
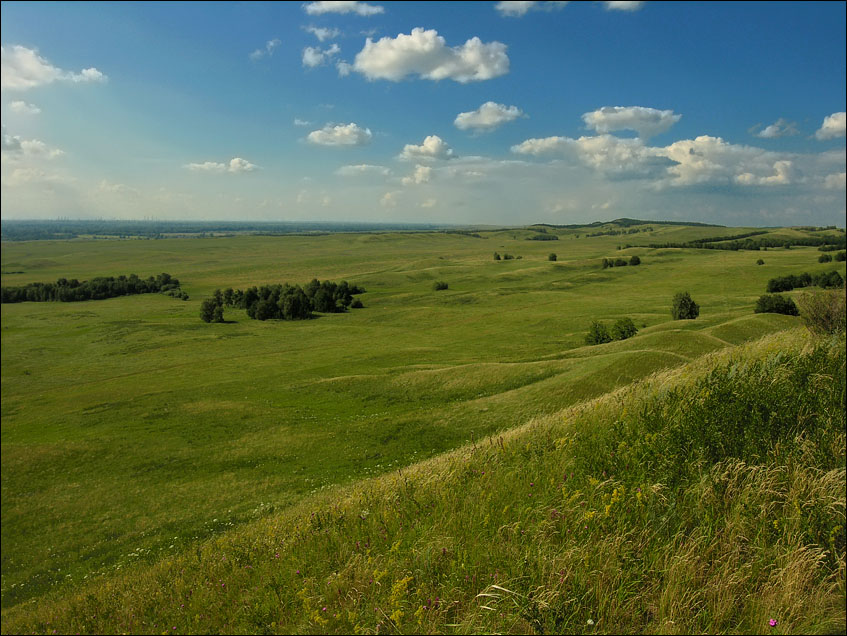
[766,270,844,293]
[0,273,186,303]
[201,279,365,323]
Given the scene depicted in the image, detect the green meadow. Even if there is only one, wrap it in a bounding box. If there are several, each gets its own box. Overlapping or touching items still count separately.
[1,222,844,632]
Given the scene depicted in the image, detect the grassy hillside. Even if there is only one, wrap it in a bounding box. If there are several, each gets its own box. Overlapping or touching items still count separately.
[1,329,843,634]
[1,223,844,620]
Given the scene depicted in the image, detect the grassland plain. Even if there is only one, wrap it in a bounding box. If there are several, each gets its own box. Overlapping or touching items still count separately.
[1,223,844,622]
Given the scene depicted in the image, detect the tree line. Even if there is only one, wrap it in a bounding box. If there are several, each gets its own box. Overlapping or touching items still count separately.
[644,233,845,252]
[602,255,641,268]
[201,279,365,323]
[766,270,844,293]
[0,273,185,303]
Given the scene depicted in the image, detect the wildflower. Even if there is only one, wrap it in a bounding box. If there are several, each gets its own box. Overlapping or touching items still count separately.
[769,619,778,627]
[587,618,595,626]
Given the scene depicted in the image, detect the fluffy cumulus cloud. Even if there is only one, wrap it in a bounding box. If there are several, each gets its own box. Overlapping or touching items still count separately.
[380,191,399,207]
[401,164,432,185]
[303,1,384,16]
[307,122,372,146]
[1,127,63,158]
[9,100,41,115]
[399,135,455,161]
[249,39,281,61]
[582,106,680,139]
[495,1,569,17]
[353,28,509,83]
[735,160,796,186]
[336,163,390,176]
[751,118,798,139]
[184,158,258,173]
[454,102,524,132]
[1,45,106,90]
[302,44,341,68]
[815,112,846,140]
[304,26,341,42]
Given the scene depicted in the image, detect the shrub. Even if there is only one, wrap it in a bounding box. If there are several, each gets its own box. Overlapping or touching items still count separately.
[629,255,641,266]
[200,298,223,323]
[671,291,699,320]
[756,259,765,265]
[584,320,612,345]
[754,294,798,316]
[433,281,449,291]
[614,258,628,267]
[835,251,846,262]
[797,289,846,335]
[818,254,832,263]
[493,252,501,261]
[548,253,557,262]
[350,299,363,309]
[610,317,638,340]
[502,254,514,260]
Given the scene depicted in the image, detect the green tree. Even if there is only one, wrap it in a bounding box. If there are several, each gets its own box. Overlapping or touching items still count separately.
[433,281,449,291]
[610,317,638,340]
[754,294,798,316]
[629,255,641,266]
[548,253,557,262]
[200,298,218,323]
[671,292,700,320]
[756,258,765,265]
[585,320,612,345]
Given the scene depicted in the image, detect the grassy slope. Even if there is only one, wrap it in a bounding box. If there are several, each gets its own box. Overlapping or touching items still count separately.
[1,225,844,614]
[2,329,843,634]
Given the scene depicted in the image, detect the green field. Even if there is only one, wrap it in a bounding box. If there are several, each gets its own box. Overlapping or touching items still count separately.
[1,223,844,626]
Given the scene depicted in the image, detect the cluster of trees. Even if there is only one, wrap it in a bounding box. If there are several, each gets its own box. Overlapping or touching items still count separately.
[585,317,638,345]
[766,270,844,293]
[1,273,184,303]
[671,291,700,320]
[582,227,654,238]
[493,252,522,260]
[754,294,799,316]
[201,279,365,323]
[602,255,641,268]
[527,234,559,241]
[818,252,846,263]
[645,233,845,252]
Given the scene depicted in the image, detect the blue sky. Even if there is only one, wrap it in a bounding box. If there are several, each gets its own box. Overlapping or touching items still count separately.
[1,1,845,226]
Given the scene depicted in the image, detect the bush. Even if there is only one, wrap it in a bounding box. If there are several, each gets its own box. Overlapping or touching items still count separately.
[671,292,699,320]
[835,251,846,262]
[629,255,641,266]
[818,254,832,263]
[200,298,223,323]
[350,299,363,309]
[754,294,798,316]
[610,317,638,340]
[493,252,501,261]
[585,320,612,345]
[756,259,765,265]
[433,281,449,291]
[797,289,846,335]
[548,253,557,262]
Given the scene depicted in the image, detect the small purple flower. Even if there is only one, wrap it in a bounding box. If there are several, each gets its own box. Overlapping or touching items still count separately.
[769,619,778,627]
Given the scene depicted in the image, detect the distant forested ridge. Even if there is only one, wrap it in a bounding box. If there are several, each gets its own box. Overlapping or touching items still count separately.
[1,273,183,303]
[643,231,845,251]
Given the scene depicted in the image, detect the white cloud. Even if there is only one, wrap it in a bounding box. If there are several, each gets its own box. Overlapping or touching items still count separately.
[353,28,509,83]
[454,101,524,132]
[495,1,569,17]
[815,112,846,140]
[336,163,390,176]
[582,106,681,139]
[184,157,257,173]
[751,118,799,139]
[249,38,282,61]
[303,1,384,16]
[399,135,455,161]
[336,61,352,77]
[293,118,312,127]
[1,44,107,90]
[420,198,437,208]
[303,43,341,68]
[307,122,372,146]
[735,160,796,186]
[1,127,63,158]
[401,164,432,185]
[304,26,341,42]
[380,191,399,207]
[9,100,41,115]
[603,1,645,10]
[823,172,846,190]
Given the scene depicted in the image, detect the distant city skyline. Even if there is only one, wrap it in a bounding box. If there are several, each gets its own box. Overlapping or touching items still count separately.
[1,1,845,226]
